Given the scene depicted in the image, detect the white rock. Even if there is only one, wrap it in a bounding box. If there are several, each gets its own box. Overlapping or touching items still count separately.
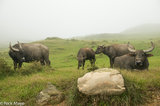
[77,68,125,96]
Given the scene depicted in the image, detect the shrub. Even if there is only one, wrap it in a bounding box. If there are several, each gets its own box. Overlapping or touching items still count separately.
[0,58,14,76]
[45,37,62,40]
[0,58,46,77]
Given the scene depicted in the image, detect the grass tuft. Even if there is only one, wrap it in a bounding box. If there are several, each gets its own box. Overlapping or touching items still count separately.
[18,62,44,76]
[0,58,14,77]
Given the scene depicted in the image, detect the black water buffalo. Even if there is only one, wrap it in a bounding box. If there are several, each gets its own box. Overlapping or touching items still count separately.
[77,48,95,69]
[95,44,135,68]
[114,42,154,70]
[9,41,50,70]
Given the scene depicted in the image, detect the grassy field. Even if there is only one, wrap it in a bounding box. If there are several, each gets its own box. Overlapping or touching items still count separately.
[0,37,160,105]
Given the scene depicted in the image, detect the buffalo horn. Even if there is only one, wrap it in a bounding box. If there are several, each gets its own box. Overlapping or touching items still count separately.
[143,42,155,53]
[17,41,23,50]
[9,42,19,52]
[101,45,105,48]
[128,43,136,53]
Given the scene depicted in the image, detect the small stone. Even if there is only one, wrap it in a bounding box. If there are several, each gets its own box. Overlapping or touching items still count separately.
[36,82,64,106]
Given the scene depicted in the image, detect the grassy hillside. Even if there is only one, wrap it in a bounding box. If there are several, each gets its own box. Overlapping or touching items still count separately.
[0,37,160,105]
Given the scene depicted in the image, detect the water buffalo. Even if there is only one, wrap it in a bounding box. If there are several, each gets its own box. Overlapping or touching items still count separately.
[77,48,96,70]
[95,43,135,68]
[9,41,50,70]
[114,42,154,70]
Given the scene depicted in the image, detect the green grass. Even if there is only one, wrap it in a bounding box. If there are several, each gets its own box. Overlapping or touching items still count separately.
[0,37,160,105]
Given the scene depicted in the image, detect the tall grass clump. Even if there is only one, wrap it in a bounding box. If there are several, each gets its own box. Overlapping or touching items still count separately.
[0,58,47,77]
[19,62,44,75]
[0,58,14,77]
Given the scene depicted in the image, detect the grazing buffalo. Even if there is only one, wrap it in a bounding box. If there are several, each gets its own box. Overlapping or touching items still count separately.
[95,44,135,68]
[77,48,96,70]
[9,41,50,70]
[114,42,154,70]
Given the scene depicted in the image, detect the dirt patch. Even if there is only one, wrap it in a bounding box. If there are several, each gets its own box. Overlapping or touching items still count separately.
[54,101,67,106]
[145,90,160,106]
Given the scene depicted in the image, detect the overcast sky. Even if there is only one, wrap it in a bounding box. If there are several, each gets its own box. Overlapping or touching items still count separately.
[0,0,160,41]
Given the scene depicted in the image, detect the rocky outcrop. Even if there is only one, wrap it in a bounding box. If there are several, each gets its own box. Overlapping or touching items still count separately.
[36,82,64,106]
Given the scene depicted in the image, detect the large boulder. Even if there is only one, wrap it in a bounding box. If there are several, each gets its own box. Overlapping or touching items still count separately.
[77,68,125,96]
[36,82,64,106]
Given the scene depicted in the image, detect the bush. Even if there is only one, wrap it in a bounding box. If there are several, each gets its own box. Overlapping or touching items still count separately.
[45,37,62,40]
[0,58,47,76]
[0,58,14,76]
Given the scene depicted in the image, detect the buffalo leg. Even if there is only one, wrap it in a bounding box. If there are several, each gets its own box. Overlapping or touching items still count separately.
[45,60,50,66]
[40,60,45,65]
[90,60,92,66]
[109,57,114,68]
[77,61,80,69]
[93,58,96,67]
[82,60,85,70]
[44,55,50,66]
[13,61,17,70]
[78,64,80,70]
[90,59,95,67]
[18,62,23,69]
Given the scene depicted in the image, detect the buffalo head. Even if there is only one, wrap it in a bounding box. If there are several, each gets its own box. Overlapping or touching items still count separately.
[9,41,25,62]
[128,42,154,66]
[78,58,83,67]
[77,55,85,67]
[95,45,105,54]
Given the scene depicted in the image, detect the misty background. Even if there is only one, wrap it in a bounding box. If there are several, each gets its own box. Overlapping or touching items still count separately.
[0,0,160,44]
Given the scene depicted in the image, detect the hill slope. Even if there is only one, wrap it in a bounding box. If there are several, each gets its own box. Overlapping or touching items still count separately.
[76,24,160,40]
[122,24,160,34]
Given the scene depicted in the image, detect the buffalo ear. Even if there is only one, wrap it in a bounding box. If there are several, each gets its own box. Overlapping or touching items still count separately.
[146,54,153,57]
[129,53,136,56]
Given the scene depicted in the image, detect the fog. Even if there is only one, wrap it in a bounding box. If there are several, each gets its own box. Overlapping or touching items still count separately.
[0,0,160,42]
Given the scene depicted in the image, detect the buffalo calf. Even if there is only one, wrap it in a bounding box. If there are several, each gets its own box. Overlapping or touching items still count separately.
[77,48,95,70]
